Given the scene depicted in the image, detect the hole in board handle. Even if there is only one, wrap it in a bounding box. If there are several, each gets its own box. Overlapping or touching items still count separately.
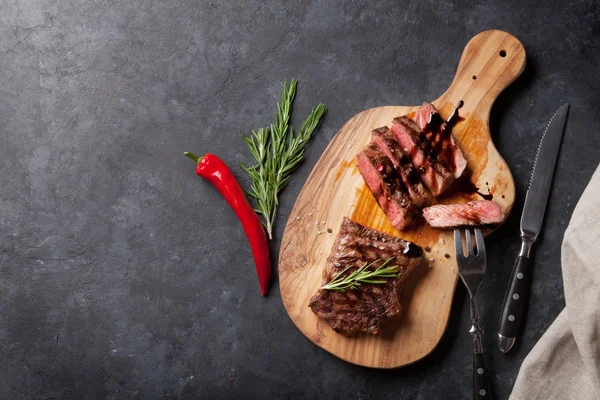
[499,50,506,57]
[472,75,477,80]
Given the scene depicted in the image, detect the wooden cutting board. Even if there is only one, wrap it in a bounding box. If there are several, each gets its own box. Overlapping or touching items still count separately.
[278,30,526,368]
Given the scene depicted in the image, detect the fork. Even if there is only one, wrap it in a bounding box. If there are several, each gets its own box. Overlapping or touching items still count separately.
[454,228,493,400]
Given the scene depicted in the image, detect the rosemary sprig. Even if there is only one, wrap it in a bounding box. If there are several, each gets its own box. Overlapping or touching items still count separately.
[241,79,327,239]
[321,258,399,292]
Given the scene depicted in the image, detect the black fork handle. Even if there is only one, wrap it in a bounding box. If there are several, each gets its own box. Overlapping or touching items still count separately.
[474,352,493,399]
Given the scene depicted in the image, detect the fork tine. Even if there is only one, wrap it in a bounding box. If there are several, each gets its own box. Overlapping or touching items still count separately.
[474,228,486,258]
[453,228,464,258]
[465,228,474,255]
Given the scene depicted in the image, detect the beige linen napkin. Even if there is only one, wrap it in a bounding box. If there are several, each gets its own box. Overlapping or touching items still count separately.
[510,164,600,400]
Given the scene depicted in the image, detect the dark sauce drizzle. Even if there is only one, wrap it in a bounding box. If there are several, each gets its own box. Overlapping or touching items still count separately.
[446,100,464,126]
[419,100,465,173]
[403,242,424,258]
[454,176,493,200]
[446,100,493,200]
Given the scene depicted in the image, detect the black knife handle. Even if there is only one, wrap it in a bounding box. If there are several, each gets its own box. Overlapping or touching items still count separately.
[474,352,493,399]
[498,256,531,343]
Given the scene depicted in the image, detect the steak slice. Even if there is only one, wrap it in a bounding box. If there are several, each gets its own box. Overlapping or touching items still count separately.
[309,218,423,336]
[422,200,505,228]
[390,116,455,196]
[415,102,467,179]
[371,126,432,208]
[357,142,418,230]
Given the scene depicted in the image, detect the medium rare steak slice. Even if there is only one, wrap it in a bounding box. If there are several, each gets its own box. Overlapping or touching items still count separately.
[371,126,431,208]
[391,116,454,196]
[422,200,505,228]
[415,102,467,179]
[309,218,423,336]
[357,142,418,230]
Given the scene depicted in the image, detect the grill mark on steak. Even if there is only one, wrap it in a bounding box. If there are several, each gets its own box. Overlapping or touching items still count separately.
[391,116,455,196]
[371,126,432,208]
[309,218,423,336]
[357,142,419,230]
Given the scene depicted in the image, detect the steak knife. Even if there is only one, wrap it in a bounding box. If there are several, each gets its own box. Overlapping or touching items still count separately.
[498,103,570,353]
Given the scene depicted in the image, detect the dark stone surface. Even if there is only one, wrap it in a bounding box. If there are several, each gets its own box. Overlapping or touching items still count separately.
[0,0,598,398]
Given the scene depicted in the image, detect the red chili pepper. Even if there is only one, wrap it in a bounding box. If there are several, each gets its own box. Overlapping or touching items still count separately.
[185,152,271,296]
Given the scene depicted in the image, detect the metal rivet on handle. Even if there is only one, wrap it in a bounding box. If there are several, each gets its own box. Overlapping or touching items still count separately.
[508,315,515,322]
[479,389,486,396]
[513,293,520,300]
[517,272,524,279]
[477,368,484,375]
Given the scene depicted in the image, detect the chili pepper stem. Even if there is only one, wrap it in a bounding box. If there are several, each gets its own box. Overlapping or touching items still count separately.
[184,152,203,164]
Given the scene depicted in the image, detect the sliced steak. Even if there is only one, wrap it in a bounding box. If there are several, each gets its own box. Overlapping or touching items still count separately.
[309,218,423,336]
[371,127,432,208]
[422,200,505,228]
[357,142,418,230]
[390,116,455,196]
[415,102,467,179]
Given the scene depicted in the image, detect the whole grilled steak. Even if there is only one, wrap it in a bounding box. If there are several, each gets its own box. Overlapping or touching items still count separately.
[309,218,423,336]
[422,200,505,228]
[415,102,467,179]
[357,142,419,230]
[371,126,432,208]
[391,116,455,196]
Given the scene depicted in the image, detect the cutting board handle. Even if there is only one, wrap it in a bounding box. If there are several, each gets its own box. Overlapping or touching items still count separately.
[440,30,526,118]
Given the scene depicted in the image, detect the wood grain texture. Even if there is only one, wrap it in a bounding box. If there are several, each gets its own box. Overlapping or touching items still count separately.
[279,30,526,368]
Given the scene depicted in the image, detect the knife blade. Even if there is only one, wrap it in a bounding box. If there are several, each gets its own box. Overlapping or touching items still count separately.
[498,103,570,353]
